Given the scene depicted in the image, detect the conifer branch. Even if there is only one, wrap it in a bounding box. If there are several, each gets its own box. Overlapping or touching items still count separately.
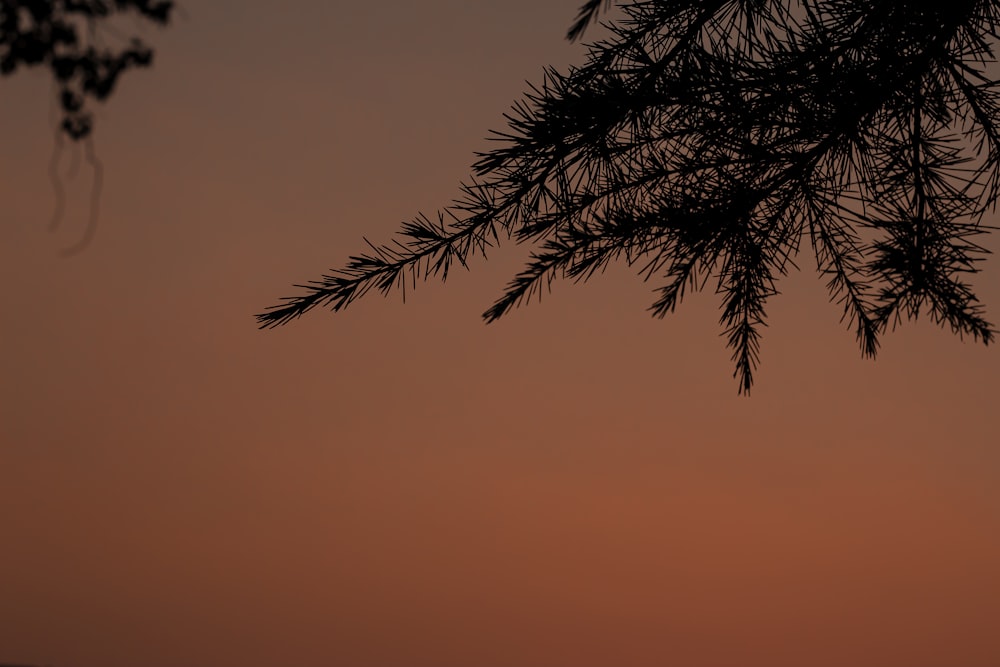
[261,0,1000,392]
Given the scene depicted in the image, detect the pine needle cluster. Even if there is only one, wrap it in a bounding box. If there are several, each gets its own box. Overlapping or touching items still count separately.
[259,0,999,393]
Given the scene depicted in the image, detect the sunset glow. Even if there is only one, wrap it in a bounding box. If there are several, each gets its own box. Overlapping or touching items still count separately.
[2,3,999,667]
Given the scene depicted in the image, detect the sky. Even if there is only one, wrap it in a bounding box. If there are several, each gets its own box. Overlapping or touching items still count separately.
[1,2,999,667]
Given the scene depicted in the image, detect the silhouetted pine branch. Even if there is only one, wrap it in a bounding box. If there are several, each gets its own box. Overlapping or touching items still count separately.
[259,0,999,393]
[567,0,614,41]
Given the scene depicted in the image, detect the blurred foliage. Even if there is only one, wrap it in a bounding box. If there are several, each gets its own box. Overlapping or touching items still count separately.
[1,0,173,138]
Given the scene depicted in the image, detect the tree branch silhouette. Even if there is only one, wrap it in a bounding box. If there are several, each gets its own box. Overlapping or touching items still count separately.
[3,1,173,253]
[1,0,174,139]
[259,0,998,393]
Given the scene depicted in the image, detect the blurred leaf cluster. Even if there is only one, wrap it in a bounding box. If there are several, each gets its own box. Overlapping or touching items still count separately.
[1,0,173,138]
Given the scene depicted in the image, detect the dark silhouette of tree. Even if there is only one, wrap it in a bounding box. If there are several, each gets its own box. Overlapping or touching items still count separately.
[1,0,173,139]
[259,0,998,393]
[3,1,173,255]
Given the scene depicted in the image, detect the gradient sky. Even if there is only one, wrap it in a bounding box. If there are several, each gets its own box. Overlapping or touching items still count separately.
[2,3,999,667]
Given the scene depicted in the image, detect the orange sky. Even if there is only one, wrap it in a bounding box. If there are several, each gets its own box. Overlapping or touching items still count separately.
[2,3,999,667]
